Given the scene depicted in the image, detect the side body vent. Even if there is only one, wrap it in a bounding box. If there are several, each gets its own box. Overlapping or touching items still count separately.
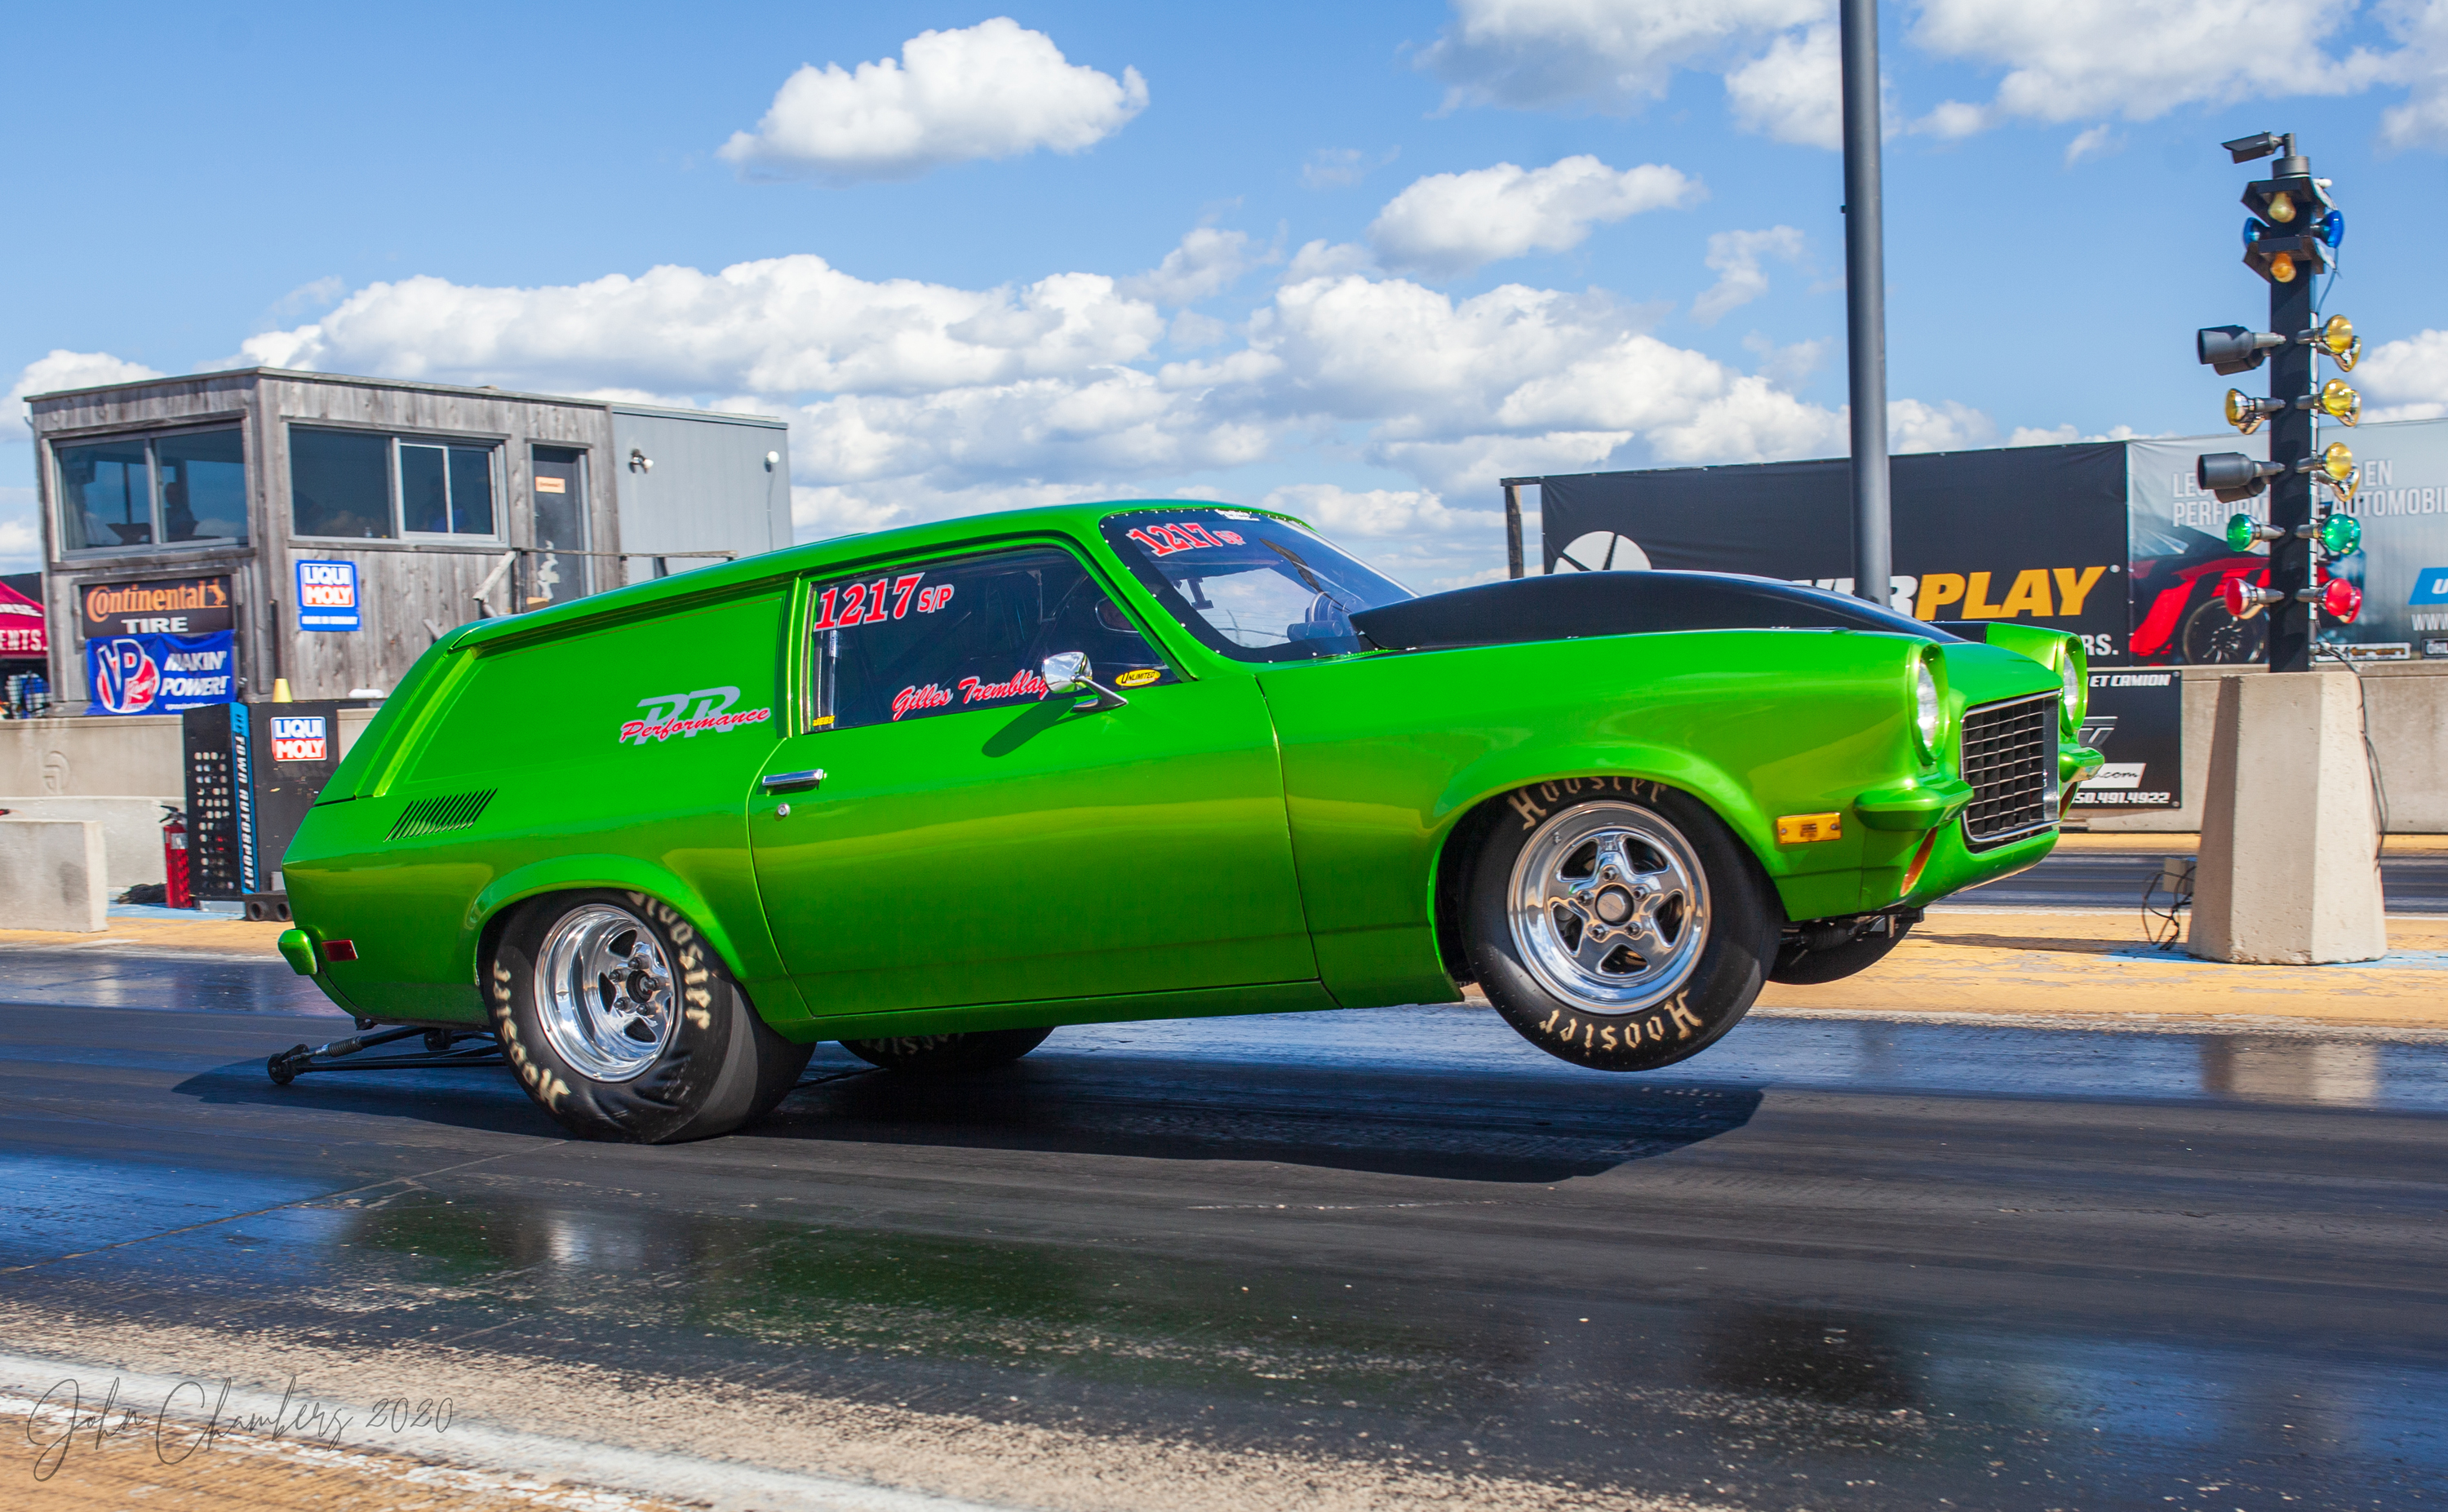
[388,789,497,841]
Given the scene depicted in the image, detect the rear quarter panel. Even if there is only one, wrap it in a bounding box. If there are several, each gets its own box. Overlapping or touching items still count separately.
[283,588,795,1024]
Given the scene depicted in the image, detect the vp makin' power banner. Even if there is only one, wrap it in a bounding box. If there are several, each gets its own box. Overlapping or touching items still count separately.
[86,631,236,716]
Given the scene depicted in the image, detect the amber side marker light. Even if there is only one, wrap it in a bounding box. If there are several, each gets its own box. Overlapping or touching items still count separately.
[1776,813,1843,845]
[1900,831,1938,895]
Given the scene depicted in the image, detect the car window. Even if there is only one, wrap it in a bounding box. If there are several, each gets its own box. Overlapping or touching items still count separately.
[1101,508,1416,662]
[809,547,1172,730]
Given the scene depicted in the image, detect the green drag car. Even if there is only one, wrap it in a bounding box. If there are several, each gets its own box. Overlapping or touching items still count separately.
[277,501,2100,1142]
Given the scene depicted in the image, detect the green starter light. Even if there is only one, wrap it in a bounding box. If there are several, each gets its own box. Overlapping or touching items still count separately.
[2318,512,2362,555]
[2225,512,2264,552]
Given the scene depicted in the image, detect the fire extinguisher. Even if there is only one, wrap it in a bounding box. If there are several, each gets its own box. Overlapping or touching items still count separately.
[162,805,193,910]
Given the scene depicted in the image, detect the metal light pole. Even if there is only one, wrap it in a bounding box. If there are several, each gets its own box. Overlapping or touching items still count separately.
[2260,140,2318,674]
[1839,0,1891,607]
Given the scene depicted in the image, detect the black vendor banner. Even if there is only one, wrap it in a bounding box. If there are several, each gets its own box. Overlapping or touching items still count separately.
[1538,443,2132,663]
[2071,667,2184,812]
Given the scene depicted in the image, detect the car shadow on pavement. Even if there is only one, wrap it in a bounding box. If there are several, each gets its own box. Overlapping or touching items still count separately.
[754,1052,1763,1182]
[167,1048,1763,1182]
[174,1058,565,1137]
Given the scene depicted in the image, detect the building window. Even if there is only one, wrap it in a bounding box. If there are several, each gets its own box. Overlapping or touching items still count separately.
[290,429,393,539]
[55,427,249,552]
[809,547,1171,732]
[530,446,589,603]
[290,428,501,541]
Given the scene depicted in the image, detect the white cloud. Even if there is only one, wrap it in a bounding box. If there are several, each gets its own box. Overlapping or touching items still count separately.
[1368,155,1703,277]
[1723,22,1839,148]
[225,241,2037,574]
[718,18,1147,184]
[1258,481,1501,538]
[1118,228,1257,307]
[1909,0,2384,130]
[1421,0,1829,114]
[1692,226,1807,324]
[0,488,37,573]
[1888,398,1998,453]
[2063,123,2122,166]
[2357,326,2448,419]
[233,257,1164,397]
[11,350,165,427]
[1283,239,1377,282]
[1301,147,1399,188]
[2007,421,2158,446]
[2379,0,2448,149]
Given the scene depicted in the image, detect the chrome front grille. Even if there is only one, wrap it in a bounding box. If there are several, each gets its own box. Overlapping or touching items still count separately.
[1959,694,2057,849]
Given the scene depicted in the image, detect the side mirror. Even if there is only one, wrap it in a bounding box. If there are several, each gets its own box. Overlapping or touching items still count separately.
[1040,651,1128,710]
[1042,651,1092,694]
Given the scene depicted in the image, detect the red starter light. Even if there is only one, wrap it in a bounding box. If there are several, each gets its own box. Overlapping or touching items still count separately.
[2318,578,2362,623]
[2219,577,2255,617]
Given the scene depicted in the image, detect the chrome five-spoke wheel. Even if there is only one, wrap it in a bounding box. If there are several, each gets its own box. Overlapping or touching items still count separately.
[535,903,676,1082]
[1507,802,1710,1013]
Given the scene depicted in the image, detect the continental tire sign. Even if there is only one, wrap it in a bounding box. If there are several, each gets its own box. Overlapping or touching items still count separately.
[81,574,234,638]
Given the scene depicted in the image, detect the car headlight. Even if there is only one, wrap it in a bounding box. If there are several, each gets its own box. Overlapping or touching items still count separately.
[1914,660,1944,760]
[2060,651,2086,736]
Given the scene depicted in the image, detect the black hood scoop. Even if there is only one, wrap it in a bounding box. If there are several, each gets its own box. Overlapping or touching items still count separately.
[1348,571,1959,652]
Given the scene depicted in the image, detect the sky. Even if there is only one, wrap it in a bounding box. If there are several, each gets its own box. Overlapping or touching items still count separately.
[7,0,2448,588]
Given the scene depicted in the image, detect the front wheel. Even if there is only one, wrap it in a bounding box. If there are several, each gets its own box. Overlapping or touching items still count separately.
[488,891,811,1142]
[1466,780,1778,1072]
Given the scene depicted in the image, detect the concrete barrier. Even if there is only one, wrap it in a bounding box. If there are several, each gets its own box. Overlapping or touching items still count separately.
[0,709,380,798]
[0,716,181,796]
[2078,661,2446,835]
[0,796,182,890]
[0,818,109,932]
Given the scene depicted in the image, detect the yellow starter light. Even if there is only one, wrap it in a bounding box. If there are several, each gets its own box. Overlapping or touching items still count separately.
[2318,378,2361,426]
[2268,251,2299,282]
[2321,440,2354,481]
[2266,190,2297,224]
[2322,313,2361,370]
[2224,389,2264,434]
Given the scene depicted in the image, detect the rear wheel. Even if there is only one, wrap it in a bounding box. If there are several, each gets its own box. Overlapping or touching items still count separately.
[488,891,810,1142]
[840,1026,1053,1074]
[1466,779,1777,1072]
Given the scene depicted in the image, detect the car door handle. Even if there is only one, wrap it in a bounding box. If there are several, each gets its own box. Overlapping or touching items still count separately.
[761,769,826,791]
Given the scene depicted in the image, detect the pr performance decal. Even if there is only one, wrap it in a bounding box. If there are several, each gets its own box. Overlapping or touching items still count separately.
[620,685,774,744]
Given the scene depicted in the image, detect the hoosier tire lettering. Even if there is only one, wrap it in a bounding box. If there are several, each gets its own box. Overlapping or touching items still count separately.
[486,890,809,1142]
[1469,780,1777,1073]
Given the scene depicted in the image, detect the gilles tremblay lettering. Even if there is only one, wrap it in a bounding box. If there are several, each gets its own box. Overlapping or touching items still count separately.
[889,668,1052,721]
[619,685,773,745]
[21,1374,451,1482]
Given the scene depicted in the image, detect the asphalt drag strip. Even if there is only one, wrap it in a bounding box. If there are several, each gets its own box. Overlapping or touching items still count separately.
[2,953,2445,1510]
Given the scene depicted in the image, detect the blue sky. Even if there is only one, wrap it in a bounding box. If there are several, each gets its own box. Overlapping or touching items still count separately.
[7,0,2446,585]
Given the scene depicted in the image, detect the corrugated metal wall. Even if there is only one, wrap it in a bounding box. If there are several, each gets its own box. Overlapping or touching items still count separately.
[609,408,792,583]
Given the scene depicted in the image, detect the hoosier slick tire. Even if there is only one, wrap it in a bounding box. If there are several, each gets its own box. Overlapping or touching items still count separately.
[840,1026,1054,1074]
[1466,778,1779,1073]
[489,890,811,1142]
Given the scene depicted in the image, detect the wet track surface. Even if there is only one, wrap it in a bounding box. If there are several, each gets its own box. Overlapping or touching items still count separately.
[1961,850,2448,911]
[6,942,2447,1510]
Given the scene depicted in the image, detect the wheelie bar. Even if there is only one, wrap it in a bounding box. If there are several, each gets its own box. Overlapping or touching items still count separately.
[266,1026,504,1084]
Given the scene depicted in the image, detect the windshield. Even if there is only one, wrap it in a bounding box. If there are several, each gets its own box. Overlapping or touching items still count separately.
[1101,508,1416,661]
